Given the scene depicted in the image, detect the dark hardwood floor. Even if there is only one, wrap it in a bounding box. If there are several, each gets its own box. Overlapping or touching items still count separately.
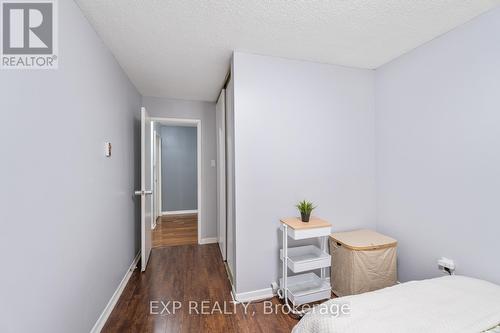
[102,244,298,333]
[152,214,198,248]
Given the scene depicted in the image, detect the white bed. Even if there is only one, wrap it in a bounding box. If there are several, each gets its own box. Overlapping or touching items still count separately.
[292,275,500,333]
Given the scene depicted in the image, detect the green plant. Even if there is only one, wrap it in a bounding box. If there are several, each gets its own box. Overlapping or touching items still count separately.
[296,200,316,215]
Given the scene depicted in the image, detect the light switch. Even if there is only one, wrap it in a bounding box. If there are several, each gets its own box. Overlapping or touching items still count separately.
[211,160,216,167]
[105,142,112,157]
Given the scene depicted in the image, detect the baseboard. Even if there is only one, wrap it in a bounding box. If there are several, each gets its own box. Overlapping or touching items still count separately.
[232,277,332,303]
[224,262,234,286]
[199,237,218,245]
[232,287,275,303]
[90,252,140,333]
[162,210,198,215]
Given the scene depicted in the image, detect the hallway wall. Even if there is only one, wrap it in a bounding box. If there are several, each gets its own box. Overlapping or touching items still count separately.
[0,1,141,332]
[160,125,198,212]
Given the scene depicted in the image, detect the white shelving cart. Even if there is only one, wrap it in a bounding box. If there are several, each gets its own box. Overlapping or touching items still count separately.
[278,217,332,315]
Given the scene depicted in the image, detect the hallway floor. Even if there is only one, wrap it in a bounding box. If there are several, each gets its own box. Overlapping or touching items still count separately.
[102,244,298,332]
[152,213,198,248]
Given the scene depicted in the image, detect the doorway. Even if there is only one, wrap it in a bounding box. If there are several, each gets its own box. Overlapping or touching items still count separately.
[150,117,202,248]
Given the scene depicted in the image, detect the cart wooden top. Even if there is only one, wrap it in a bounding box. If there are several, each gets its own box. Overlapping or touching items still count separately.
[280,217,331,230]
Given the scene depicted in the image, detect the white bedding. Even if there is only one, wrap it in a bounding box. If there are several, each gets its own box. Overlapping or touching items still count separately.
[292,275,500,333]
[486,325,500,333]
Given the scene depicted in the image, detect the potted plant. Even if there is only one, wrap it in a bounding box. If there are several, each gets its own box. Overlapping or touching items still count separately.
[296,200,316,222]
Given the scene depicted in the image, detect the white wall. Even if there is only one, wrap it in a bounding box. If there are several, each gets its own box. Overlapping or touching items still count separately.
[142,97,217,239]
[232,52,377,294]
[375,7,500,284]
[0,1,141,332]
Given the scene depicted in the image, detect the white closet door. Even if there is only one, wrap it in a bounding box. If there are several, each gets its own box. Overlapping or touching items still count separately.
[225,76,236,282]
[216,89,227,260]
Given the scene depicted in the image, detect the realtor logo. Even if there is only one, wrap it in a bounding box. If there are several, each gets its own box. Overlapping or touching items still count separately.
[1,0,58,69]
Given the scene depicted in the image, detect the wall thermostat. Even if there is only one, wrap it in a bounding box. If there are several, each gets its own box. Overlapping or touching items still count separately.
[105,142,112,157]
[438,257,455,275]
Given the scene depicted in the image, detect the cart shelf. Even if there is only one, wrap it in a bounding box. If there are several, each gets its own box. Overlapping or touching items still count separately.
[279,273,331,306]
[280,245,331,273]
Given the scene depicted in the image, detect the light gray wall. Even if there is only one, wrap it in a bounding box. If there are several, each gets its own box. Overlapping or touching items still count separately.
[232,52,377,293]
[375,7,500,285]
[0,1,141,332]
[160,125,198,211]
[142,97,217,239]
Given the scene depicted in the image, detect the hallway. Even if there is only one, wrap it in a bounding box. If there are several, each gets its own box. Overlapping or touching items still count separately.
[152,214,198,248]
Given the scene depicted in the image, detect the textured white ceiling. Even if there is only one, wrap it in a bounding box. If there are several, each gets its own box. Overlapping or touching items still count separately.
[75,0,500,101]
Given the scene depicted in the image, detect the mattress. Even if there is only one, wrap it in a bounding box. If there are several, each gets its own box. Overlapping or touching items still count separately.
[293,275,500,333]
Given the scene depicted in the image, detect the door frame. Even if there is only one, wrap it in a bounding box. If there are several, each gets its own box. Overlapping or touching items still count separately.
[152,131,162,229]
[158,137,162,219]
[151,117,203,244]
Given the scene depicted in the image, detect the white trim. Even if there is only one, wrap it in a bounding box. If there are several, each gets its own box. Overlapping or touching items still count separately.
[150,117,199,126]
[151,130,157,229]
[150,124,155,230]
[90,252,140,333]
[158,139,162,217]
[152,131,162,229]
[199,237,218,244]
[231,277,332,303]
[150,117,203,245]
[161,210,198,215]
[196,121,202,245]
[232,287,274,303]
[224,261,234,287]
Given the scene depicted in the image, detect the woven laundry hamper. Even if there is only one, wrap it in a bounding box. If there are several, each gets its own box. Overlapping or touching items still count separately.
[330,229,397,297]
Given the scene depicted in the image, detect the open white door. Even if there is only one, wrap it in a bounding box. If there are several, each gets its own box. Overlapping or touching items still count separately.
[216,90,227,260]
[135,107,153,271]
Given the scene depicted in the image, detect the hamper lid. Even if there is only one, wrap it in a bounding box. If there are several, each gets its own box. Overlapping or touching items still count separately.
[330,229,397,250]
